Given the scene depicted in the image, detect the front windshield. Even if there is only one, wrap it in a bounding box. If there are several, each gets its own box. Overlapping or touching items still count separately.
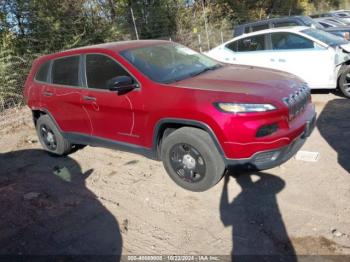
[336,12,350,17]
[302,28,348,46]
[120,43,221,83]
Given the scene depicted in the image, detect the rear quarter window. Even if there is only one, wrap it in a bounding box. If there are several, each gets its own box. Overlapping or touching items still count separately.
[236,35,266,52]
[51,56,80,86]
[225,41,237,52]
[35,61,50,82]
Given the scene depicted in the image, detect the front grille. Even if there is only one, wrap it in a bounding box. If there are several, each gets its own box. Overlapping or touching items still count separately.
[283,84,311,120]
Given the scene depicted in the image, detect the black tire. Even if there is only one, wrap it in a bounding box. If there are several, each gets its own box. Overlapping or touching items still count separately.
[161,127,225,192]
[338,66,350,98]
[36,115,72,155]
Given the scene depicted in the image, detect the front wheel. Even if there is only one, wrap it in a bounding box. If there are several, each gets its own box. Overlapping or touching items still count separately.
[338,66,350,98]
[161,127,225,192]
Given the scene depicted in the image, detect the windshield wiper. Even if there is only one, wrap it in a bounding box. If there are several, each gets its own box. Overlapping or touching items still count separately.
[190,64,222,77]
[162,64,222,84]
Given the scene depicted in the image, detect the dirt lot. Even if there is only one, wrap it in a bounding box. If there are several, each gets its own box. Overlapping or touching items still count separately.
[0,92,349,257]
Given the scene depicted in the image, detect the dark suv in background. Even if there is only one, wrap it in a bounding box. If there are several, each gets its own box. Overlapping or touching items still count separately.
[234,16,323,37]
[234,15,350,40]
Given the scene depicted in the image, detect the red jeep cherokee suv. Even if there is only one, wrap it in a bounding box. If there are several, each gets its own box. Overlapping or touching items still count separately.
[24,40,316,191]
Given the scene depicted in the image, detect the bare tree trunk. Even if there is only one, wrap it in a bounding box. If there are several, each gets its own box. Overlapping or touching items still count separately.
[107,0,116,22]
[15,14,25,37]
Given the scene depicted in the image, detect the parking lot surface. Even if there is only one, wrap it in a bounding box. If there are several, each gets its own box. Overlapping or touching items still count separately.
[0,92,349,256]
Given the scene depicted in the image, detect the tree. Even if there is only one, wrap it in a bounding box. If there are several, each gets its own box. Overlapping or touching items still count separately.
[126,0,179,39]
[0,31,25,108]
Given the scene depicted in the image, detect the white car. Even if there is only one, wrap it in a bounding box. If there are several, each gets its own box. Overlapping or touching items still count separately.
[206,26,350,97]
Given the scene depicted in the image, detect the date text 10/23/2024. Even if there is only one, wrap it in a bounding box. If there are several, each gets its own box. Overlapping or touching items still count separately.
[127,256,220,261]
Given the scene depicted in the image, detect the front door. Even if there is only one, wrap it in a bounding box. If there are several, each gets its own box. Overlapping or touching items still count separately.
[265,32,335,88]
[80,53,136,142]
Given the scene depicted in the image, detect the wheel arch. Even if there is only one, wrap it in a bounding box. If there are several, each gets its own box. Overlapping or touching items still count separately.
[337,63,350,82]
[31,108,62,131]
[153,118,225,160]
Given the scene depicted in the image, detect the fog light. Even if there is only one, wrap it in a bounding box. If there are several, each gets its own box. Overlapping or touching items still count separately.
[256,123,278,137]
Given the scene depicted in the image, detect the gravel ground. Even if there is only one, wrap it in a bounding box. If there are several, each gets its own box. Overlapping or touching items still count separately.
[0,92,349,258]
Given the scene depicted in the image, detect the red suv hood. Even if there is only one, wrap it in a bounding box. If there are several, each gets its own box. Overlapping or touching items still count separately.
[172,64,304,100]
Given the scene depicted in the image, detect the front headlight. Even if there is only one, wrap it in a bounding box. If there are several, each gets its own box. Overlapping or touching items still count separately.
[216,103,277,113]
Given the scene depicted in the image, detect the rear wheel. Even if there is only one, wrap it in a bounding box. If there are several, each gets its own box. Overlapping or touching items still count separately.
[338,66,350,98]
[161,127,225,192]
[36,115,72,155]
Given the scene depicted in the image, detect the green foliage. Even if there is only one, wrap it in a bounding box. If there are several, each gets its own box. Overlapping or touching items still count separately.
[0,0,342,108]
[0,42,26,107]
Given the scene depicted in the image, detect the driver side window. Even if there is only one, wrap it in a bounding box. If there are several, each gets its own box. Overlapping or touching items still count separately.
[85,54,131,90]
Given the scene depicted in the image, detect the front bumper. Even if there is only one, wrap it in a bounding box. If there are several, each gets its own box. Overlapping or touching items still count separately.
[225,113,316,170]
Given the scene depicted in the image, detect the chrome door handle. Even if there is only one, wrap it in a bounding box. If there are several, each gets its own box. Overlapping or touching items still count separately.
[83,96,96,101]
[42,91,53,97]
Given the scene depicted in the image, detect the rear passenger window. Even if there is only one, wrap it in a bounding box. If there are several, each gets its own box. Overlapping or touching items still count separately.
[35,61,50,82]
[271,32,314,50]
[52,56,80,86]
[85,54,130,90]
[251,24,269,32]
[274,22,299,28]
[236,35,266,52]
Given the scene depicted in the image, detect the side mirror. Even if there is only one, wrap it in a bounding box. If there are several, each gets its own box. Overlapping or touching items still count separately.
[107,76,138,92]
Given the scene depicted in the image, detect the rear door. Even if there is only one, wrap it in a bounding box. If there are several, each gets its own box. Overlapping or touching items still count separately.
[80,53,137,143]
[222,34,271,67]
[44,55,91,134]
